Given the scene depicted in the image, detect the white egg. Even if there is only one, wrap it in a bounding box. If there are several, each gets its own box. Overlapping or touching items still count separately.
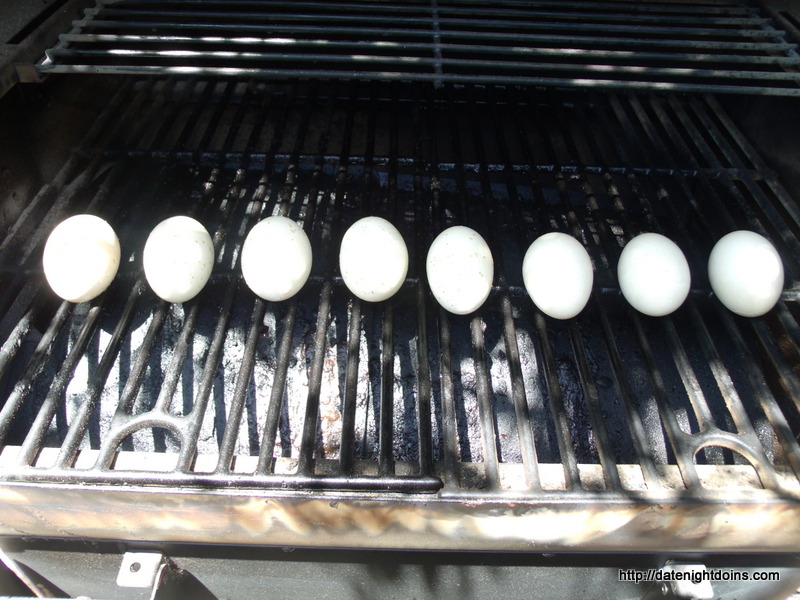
[339,216,408,302]
[522,232,594,320]
[143,216,214,303]
[617,233,690,317]
[426,226,494,315]
[42,214,120,303]
[708,230,783,317]
[241,216,312,301]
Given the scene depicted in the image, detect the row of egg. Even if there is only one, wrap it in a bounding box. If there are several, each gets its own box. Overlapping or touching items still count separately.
[42,213,785,319]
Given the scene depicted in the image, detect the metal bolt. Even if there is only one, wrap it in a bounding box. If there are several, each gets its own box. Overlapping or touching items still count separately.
[129,562,141,573]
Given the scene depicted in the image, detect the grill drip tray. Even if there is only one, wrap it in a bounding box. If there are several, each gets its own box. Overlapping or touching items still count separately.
[0,79,799,551]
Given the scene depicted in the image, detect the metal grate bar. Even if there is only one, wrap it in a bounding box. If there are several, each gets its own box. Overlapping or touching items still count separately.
[56,34,800,73]
[376,86,400,476]
[256,302,298,473]
[379,304,396,476]
[76,10,778,38]
[511,92,583,489]
[533,313,580,490]
[566,100,672,488]
[437,311,460,486]
[483,89,541,490]
[56,31,797,55]
[247,85,309,474]
[410,89,435,477]
[296,87,352,476]
[216,299,266,473]
[567,321,622,490]
[177,280,240,472]
[93,3,769,27]
[445,85,500,488]
[53,280,145,469]
[337,84,374,475]
[98,0,758,18]
[593,301,664,489]
[221,85,325,473]
[190,87,296,474]
[719,314,800,478]
[37,0,800,96]
[690,103,800,272]
[0,302,73,447]
[16,304,104,466]
[545,97,628,490]
[462,84,521,484]
[418,87,459,487]
[338,299,361,475]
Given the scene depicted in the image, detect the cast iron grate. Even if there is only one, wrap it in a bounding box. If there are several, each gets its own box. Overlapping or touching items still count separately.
[35,0,800,96]
[0,78,800,499]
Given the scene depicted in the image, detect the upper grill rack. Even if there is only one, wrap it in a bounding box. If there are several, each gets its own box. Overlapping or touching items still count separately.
[37,0,800,96]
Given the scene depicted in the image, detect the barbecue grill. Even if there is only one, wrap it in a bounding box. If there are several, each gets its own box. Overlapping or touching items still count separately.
[2,0,800,598]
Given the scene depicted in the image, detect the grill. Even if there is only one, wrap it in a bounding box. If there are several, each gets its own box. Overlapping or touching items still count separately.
[38,0,800,95]
[2,76,800,550]
[2,0,800,597]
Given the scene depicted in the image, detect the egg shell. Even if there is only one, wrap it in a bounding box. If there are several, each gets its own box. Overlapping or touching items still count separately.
[708,230,784,318]
[426,226,494,315]
[522,232,594,320]
[241,216,312,301]
[143,216,214,303]
[339,216,408,302]
[42,214,120,303]
[617,233,691,317]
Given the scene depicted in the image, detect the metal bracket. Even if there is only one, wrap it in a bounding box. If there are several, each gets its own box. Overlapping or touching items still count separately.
[117,551,218,600]
[640,563,714,600]
[117,552,165,589]
[13,62,42,83]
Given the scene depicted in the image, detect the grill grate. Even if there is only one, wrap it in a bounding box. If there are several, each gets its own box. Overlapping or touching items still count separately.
[1,78,800,504]
[34,0,800,96]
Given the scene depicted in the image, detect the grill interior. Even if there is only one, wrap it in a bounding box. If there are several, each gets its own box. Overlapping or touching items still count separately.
[38,0,800,96]
[1,76,800,502]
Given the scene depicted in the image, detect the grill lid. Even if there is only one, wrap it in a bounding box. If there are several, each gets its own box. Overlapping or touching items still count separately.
[35,0,800,96]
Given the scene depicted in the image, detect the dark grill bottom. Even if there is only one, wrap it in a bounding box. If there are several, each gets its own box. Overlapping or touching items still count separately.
[0,78,799,503]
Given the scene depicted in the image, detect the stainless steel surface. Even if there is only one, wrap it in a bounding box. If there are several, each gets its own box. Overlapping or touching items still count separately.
[35,0,800,95]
